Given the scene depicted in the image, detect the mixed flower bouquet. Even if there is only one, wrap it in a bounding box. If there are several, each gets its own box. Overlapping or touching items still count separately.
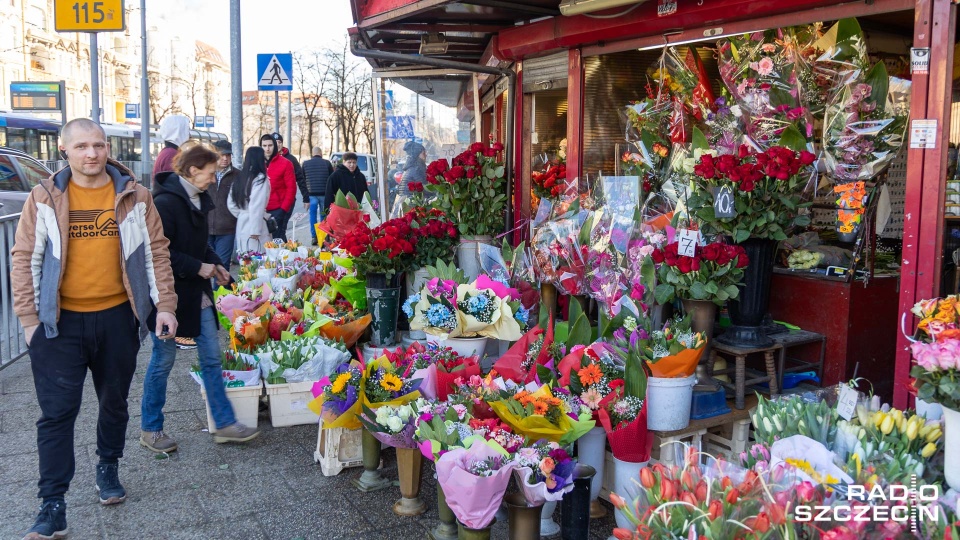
[360,355,422,409]
[228,302,272,351]
[513,439,577,504]
[358,398,427,449]
[190,349,261,388]
[717,29,813,150]
[909,296,960,410]
[492,321,557,385]
[557,342,624,420]
[426,142,507,237]
[309,360,364,429]
[398,342,481,402]
[530,198,592,295]
[467,416,524,451]
[651,240,749,305]
[835,404,942,483]
[436,438,515,530]
[336,212,416,280]
[686,142,816,242]
[414,400,475,461]
[214,283,269,328]
[793,18,869,120]
[620,98,675,184]
[600,324,651,463]
[490,384,595,445]
[700,94,745,156]
[408,275,527,341]
[617,315,706,378]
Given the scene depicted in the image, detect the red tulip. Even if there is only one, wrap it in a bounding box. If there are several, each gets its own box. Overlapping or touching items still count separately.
[707,500,723,520]
[725,488,739,504]
[640,467,656,489]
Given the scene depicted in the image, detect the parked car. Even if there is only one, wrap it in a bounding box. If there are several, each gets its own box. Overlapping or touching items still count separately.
[0,147,52,216]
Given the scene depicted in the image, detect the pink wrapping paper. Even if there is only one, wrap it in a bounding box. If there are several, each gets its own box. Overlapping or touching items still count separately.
[436,440,515,529]
[411,365,438,400]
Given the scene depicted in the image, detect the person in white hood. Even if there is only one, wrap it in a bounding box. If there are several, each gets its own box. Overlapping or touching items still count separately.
[152,115,191,176]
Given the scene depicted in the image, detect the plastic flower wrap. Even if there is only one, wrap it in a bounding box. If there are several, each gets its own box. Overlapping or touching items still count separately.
[409,277,463,339]
[436,438,515,530]
[467,417,524,451]
[414,400,475,461]
[228,301,273,352]
[530,198,591,296]
[583,189,640,317]
[361,355,422,410]
[358,398,428,449]
[717,29,813,150]
[492,322,556,384]
[659,45,716,129]
[254,334,350,384]
[490,384,595,445]
[512,439,577,505]
[769,435,854,485]
[701,93,746,156]
[404,343,481,402]
[317,190,371,240]
[750,392,839,448]
[308,360,363,429]
[214,283,270,328]
[619,98,675,186]
[620,315,705,378]
[822,63,910,235]
[478,241,540,324]
[189,349,261,388]
[793,19,869,120]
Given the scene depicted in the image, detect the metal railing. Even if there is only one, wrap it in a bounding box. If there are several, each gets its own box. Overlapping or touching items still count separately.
[1,213,26,368]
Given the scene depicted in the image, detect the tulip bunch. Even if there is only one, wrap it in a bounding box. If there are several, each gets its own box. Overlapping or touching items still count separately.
[751,393,838,447]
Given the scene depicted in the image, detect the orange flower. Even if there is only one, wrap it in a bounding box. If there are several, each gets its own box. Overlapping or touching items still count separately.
[533,401,549,415]
[939,329,960,341]
[609,493,627,509]
[640,468,656,489]
[578,363,603,386]
[708,500,723,520]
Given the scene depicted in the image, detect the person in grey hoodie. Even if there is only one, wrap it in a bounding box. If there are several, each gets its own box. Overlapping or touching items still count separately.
[152,115,191,176]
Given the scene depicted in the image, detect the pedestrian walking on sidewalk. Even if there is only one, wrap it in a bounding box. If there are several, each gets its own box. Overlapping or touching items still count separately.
[142,143,260,456]
[302,146,333,245]
[273,132,309,209]
[260,133,296,242]
[11,118,179,540]
[228,146,273,253]
[152,114,191,175]
[208,140,239,272]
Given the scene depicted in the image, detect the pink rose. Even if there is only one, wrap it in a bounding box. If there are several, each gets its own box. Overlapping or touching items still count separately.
[938,340,960,370]
[911,342,940,372]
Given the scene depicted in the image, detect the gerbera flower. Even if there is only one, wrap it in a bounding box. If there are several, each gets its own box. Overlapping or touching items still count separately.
[578,364,603,386]
[380,373,402,392]
[581,388,602,409]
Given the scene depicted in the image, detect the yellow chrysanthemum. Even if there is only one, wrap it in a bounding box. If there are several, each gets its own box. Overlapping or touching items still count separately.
[380,373,402,392]
[331,373,351,394]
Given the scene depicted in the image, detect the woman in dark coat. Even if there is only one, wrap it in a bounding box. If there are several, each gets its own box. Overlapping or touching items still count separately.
[141,144,260,451]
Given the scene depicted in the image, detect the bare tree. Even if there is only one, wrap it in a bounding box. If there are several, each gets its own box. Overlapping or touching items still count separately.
[323,41,373,153]
[293,49,334,154]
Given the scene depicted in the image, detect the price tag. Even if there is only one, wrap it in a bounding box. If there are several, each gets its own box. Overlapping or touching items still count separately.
[837,385,858,421]
[712,186,736,218]
[677,229,698,258]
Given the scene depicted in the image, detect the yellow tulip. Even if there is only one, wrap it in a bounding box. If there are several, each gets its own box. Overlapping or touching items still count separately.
[880,415,895,435]
[921,442,938,458]
[874,412,887,428]
[906,420,919,441]
[926,428,942,443]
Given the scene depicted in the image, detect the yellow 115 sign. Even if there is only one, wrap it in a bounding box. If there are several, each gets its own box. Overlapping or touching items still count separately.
[54,0,125,32]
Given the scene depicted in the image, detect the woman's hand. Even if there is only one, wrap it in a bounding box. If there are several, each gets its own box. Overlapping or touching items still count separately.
[198,263,216,279]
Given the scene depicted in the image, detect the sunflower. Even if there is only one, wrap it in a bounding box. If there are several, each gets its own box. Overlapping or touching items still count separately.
[577,364,603,386]
[380,373,403,392]
[331,373,352,394]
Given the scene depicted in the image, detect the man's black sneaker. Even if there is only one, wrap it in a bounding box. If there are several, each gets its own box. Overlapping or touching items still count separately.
[95,463,127,505]
[23,498,67,539]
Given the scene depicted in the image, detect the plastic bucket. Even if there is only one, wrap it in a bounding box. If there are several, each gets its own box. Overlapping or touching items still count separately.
[646,375,697,431]
[426,335,487,358]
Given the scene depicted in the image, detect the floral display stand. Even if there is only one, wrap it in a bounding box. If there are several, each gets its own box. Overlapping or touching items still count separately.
[314,425,364,477]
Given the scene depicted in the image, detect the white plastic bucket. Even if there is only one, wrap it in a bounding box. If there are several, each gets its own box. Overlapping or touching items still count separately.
[646,375,697,431]
[612,457,648,529]
[427,335,488,358]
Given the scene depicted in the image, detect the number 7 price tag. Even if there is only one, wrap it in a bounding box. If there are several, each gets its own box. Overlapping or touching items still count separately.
[677,229,698,258]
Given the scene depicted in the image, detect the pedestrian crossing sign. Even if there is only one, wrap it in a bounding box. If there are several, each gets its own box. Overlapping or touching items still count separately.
[257,53,293,91]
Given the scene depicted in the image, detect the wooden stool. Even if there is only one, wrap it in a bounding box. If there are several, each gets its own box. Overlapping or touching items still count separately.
[707,342,782,409]
[770,330,826,390]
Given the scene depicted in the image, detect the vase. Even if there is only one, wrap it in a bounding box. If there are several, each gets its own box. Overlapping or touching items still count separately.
[427,334,488,358]
[560,464,596,540]
[352,428,393,492]
[716,238,778,348]
[406,268,431,340]
[943,406,960,491]
[612,457,647,530]
[646,375,697,431]
[458,235,493,281]
[505,492,543,540]
[430,482,459,540]
[681,299,717,360]
[540,500,560,537]
[366,272,401,347]
[576,427,607,519]
[393,447,426,516]
[457,521,493,540]
[916,397,943,421]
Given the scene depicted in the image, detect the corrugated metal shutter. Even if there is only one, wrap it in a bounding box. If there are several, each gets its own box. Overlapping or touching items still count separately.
[582,47,722,180]
[522,52,568,93]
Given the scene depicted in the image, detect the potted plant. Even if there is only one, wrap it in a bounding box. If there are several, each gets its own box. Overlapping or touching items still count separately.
[686,130,815,348]
[651,239,749,345]
[336,213,417,346]
[426,142,507,280]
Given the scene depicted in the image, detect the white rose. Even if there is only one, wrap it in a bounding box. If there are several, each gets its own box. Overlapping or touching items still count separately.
[376,407,390,423]
[397,405,412,422]
[386,416,403,433]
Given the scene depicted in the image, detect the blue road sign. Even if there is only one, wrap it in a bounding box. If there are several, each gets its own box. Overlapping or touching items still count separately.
[257,53,294,91]
[205,116,215,128]
[384,90,394,113]
[195,116,205,128]
[385,116,415,139]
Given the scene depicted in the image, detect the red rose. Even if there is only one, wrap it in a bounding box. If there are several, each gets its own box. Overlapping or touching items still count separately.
[690,257,701,272]
[466,168,477,179]
[740,178,756,192]
[482,147,497,157]
[701,243,721,262]
[677,256,693,274]
[469,142,485,154]
[409,182,424,193]
[735,248,749,268]
[492,142,504,152]
[651,248,665,264]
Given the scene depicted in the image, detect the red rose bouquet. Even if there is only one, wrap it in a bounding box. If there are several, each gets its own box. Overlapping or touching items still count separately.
[532,162,567,201]
[686,144,815,242]
[409,207,459,268]
[426,142,507,237]
[336,213,417,280]
[651,240,749,305]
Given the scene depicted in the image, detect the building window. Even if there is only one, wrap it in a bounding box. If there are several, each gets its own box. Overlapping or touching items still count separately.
[26,6,47,32]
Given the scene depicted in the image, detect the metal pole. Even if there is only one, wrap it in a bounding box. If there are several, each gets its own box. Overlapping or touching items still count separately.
[139,0,151,182]
[472,73,481,143]
[229,0,242,166]
[274,91,280,134]
[372,76,387,221]
[90,32,100,124]
[286,50,293,150]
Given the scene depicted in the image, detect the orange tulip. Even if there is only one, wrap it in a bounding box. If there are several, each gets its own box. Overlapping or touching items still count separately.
[767,502,787,526]
[609,492,627,510]
[721,477,733,490]
[612,529,634,540]
[640,468,656,489]
[681,469,695,491]
[695,481,708,503]
[725,488,740,504]
[660,478,675,501]
[708,500,724,520]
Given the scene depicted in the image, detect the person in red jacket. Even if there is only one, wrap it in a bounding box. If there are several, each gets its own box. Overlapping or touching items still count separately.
[260,133,296,241]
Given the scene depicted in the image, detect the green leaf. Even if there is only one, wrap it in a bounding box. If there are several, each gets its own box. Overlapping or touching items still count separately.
[863,62,889,112]
[724,284,740,299]
[692,127,709,151]
[778,125,809,152]
[734,229,750,243]
[690,281,707,300]
[624,356,647,400]
[568,313,592,349]
[495,166,505,177]
[704,281,719,295]
[654,284,675,305]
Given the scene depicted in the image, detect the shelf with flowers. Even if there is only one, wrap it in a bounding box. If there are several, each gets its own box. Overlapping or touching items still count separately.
[425,141,507,280]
